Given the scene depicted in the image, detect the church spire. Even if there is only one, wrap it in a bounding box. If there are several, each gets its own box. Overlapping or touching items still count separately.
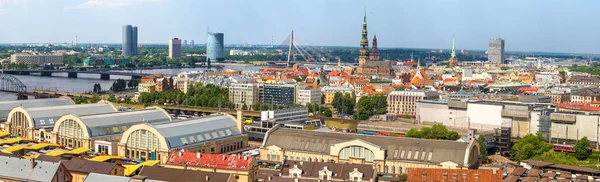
[364,6,367,24]
[451,36,456,58]
[358,6,369,65]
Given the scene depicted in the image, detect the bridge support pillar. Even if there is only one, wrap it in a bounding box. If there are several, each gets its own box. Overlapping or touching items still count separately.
[68,72,78,78]
[17,94,28,100]
[100,74,110,80]
[40,71,52,77]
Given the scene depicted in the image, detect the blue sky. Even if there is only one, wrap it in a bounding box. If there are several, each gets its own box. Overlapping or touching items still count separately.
[0,0,599,54]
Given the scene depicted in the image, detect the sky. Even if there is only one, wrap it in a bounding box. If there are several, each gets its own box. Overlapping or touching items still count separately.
[0,0,599,54]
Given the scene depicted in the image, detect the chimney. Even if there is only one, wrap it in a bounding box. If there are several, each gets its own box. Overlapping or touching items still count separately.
[131,175,147,182]
[196,152,201,159]
[222,155,226,160]
[236,110,243,133]
[205,175,210,181]
[184,163,188,170]
[244,156,248,160]
[30,159,36,169]
[295,178,299,182]
[179,151,183,157]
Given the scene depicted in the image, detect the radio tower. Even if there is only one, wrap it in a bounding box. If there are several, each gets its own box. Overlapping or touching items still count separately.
[286,30,294,67]
[271,36,274,48]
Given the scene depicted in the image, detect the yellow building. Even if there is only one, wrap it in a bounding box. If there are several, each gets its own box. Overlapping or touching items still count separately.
[49,107,171,155]
[322,86,354,104]
[5,102,117,142]
[118,112,247,163]
[260,127,480,175]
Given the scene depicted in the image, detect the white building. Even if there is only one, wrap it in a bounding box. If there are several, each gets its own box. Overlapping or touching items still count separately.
[11,53,63,66]
[387,90,439,116]
[296,86,322,105]
[260,107,308,124]
[229,83,260,110]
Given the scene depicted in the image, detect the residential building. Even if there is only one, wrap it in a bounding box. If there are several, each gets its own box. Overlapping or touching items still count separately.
[137,82,156,93]
[50,108,171,155]
[118,113,247,163]
[387,90,439,116]
[229,83,260,110]
[322,86,354,104]
[11,53,63,66]
[260,127,481,175]
[0,155,72,182]
[545,89,570,104]
[83,173,166,182]
[406,168,502,182]
[568,75,600,86]
[168,38,182,58]
[206,32,224,65]
[164,151,258,182]
[5,102,117,141]
[262,84,296,107]
[261,160,376,182]
[176,77,193,93]
[155,77,174,92]
[122,25,138,56]
[296,86,322,105]
[571,87,600,104]
[138,165,235,182]
[488,38,505,64]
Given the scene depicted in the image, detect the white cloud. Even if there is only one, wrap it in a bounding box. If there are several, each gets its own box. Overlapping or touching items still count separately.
[0,0,35,15]
[67,0,162,9]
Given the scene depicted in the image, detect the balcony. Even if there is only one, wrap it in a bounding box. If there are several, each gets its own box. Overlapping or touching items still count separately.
[501,109,530,118]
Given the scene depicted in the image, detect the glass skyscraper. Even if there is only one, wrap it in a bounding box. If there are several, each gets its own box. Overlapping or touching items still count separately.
[206,32,224,66]
[122,25,138,56]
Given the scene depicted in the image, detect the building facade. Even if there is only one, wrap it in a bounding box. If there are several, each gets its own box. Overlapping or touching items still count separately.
[296,86,322,105]
[322,86,354,104]
[387,90,439,116]
[261,127,480,175]
[488,38,505,64]
[0,155,72,182]
[262,85,296,107]
[11,54,63,66]
[118,113,247,163]
[168,38,182,58]
[568,75,600,86]
[165,151,258,182]
[206,32,224,65]
[229,83,260,110]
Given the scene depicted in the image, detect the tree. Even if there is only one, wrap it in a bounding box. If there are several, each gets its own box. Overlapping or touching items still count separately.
[405,128,422,138]
[500,66,510,70]
[575,137,592,160]
[92,83,102,93]
[107,94,117,102]
[354,95,387,120]
[322,108,333,117]
[477,135,489,164]
[404,124,460,141]
[511,132,552,161]
[74,96,88,104]
[332,92,343,110]
[242,103,248,111]
[89,94,100,103]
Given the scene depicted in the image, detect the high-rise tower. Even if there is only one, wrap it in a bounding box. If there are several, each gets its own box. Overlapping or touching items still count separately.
[358,8,369,66]
[207,32,225,66]
[122,25,138,56]
[449,36,458,68]
[488,38,505,64]
[370,35,380,61]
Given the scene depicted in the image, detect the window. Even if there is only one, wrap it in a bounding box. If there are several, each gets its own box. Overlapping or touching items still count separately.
[204,133,212,140]
[428,152,433,161]
[442,173,447,178]
[462,174,467,179]
[474,174,479,179]
[103,128,111,135]
[218,130,226,137]
[407,151,412,159]
[121,126,128,132]
[197,135,204,141]
[188,136,196,143]
[452,174,457,178]
[180,137,188,145]
[401,150,405,159]
[112,127,120,133]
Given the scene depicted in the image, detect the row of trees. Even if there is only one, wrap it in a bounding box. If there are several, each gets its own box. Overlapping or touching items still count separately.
[511,133,592,161]
[306,103,333,117]
[138,84,232,108]
[405,124,461,141]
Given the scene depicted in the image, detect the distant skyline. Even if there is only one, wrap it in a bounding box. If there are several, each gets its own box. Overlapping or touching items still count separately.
[0,0,599,54]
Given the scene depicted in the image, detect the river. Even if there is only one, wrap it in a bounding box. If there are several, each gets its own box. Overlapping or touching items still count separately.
[0,65,271,101]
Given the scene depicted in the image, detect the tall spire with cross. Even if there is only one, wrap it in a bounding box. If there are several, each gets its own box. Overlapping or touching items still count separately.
[358,6,369,66]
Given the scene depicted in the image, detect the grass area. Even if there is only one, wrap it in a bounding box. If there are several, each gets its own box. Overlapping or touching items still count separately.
[531,150,600,169]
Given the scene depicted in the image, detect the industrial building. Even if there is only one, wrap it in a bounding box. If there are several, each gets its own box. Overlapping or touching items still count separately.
[206,32,224,65]
[118,112,247,163]
[261,127,480,175]
[5,102,118,142]
[10,53,63,66]
[0,97,74,120]
[50,107,171,155]
[168,38,182,58]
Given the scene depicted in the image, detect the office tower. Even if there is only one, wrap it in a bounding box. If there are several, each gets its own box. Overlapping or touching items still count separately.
[122,25,132,56]
[169,38,182,58]
[122,25,138,56]
[190,40,195,48]
[206,32,224,66]
[183,40,187,48]
[488,38,505,64]
[132,26,138,55]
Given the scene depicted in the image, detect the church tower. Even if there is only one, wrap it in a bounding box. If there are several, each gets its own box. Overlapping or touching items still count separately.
[449,36,458,68]
[359,8,369,66]
[370,35,380,61]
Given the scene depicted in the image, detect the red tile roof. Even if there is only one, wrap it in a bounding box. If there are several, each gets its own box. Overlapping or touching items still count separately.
[556,103,600,112]
[407,168,503,182]
[518,87,538,92]
[165,151,253,171]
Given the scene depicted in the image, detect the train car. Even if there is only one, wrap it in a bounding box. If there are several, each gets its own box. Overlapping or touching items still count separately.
[553,144,575,153]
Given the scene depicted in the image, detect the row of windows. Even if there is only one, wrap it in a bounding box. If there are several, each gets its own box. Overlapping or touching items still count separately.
[179,129,234,145]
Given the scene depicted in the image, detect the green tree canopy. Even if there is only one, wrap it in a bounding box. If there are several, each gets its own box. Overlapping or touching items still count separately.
[575,137,592,160]
[477,135,489,164]
[404,124,460,141]
[511,132,552,161]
